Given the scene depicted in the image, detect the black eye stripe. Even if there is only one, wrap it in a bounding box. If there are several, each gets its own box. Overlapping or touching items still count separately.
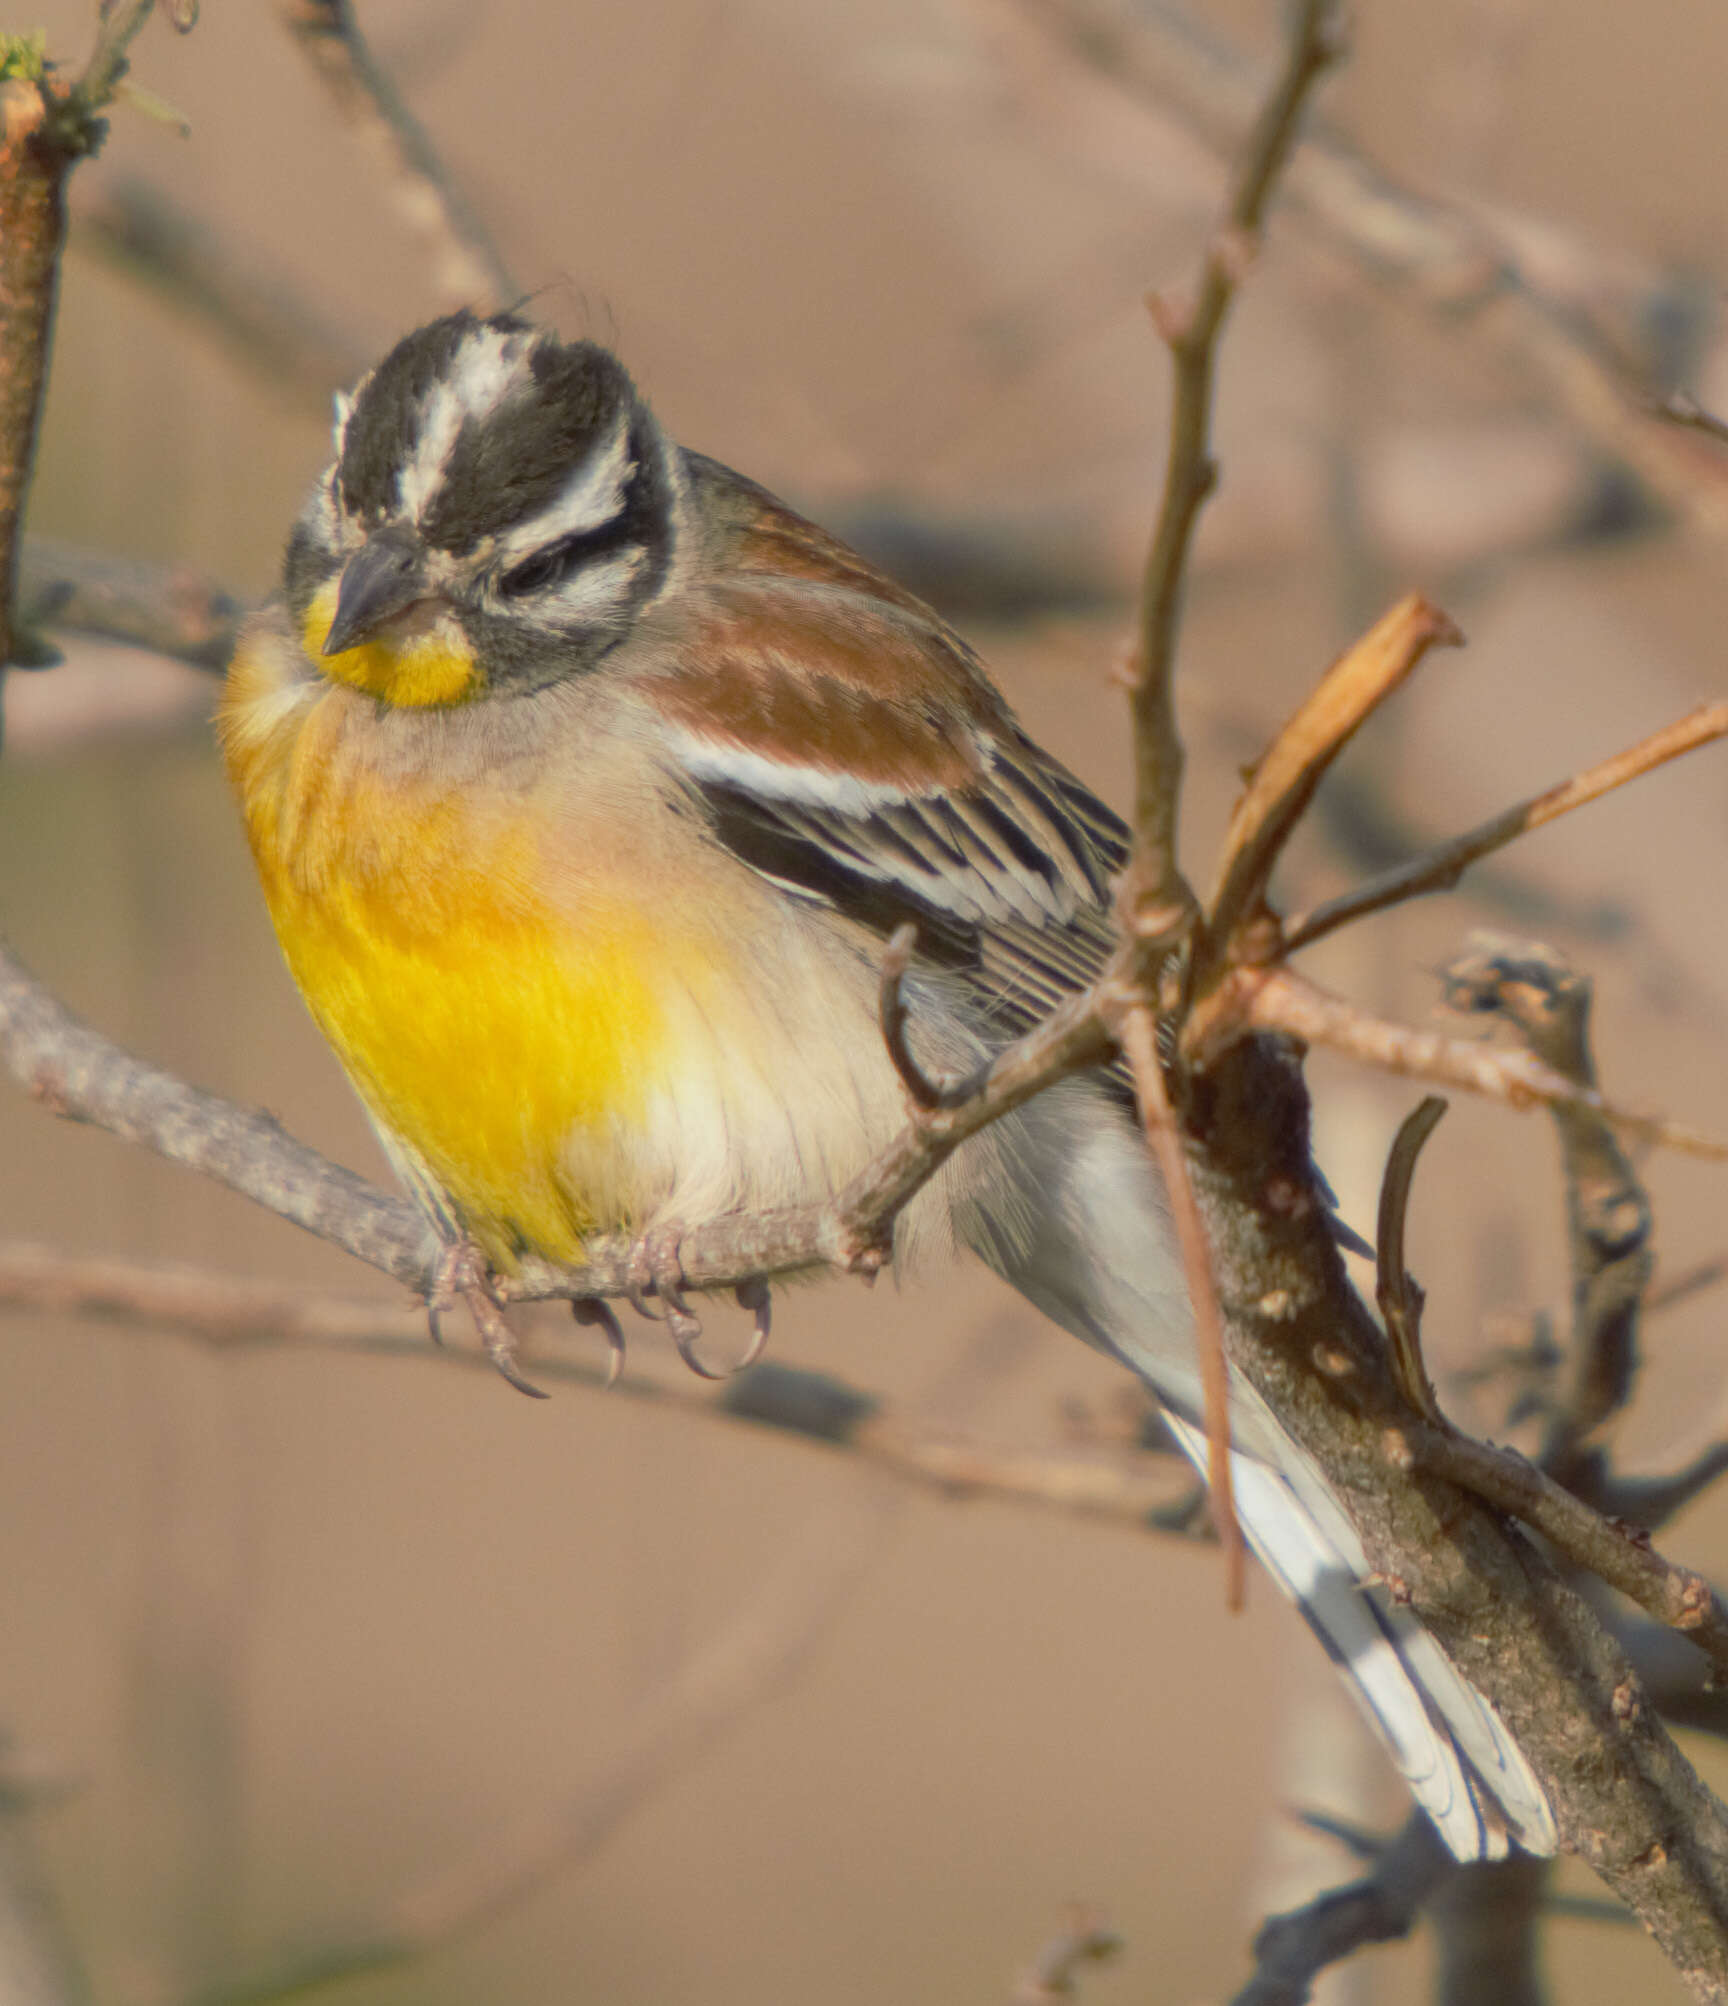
[499,514,642,597]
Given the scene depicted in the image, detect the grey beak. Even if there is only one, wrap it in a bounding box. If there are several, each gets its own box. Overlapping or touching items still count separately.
[322,529,430,655]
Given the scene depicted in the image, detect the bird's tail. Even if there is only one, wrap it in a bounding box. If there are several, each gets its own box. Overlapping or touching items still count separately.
[964,1092,1557,1862]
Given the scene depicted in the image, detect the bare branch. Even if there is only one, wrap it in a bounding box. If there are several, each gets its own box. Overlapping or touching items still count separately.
[1442,938,1654,1479]
[0,1240,1197,1535]
[1203,962,1728,1164]
[18,537,246,673]
[1401,1423,1728,1685]
[0,936,443,1285]
[1285,703,1728,955]
[1120,0,1339,933]
[275,0,517,313]
[1230,1811,1452,2006]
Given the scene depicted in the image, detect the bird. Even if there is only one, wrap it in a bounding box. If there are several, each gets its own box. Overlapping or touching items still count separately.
[218,307,1556,1863]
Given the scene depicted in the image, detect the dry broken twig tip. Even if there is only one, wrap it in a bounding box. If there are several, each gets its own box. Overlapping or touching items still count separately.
[1207,591,1463,952]
[1374,1094,1447,1426]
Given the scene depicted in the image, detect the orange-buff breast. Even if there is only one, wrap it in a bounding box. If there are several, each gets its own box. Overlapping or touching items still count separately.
[220,652,662,1269]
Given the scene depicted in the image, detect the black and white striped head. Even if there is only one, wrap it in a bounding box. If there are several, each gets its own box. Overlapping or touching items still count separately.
[286,311,681,705]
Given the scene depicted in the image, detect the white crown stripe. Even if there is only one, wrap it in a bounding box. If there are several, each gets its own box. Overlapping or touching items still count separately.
[398,326,534,522]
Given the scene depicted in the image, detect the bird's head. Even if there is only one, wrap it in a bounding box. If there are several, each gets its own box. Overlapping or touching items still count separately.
[287,310,678,706]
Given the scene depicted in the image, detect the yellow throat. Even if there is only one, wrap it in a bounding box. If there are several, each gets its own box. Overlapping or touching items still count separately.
[221,617,664,1269]
[302,576,483,708]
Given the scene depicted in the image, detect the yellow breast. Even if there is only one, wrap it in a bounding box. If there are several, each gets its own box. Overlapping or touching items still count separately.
[219,627,664,1268]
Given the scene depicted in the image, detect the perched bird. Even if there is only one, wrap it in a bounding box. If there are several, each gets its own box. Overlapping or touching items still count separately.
[219,309,1555,1861]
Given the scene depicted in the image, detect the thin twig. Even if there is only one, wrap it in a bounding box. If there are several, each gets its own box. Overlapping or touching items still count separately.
[1374,1096,1447,1426]
[878,922,946,1110]
[1115,1001,1244,1605]
[1120,0,1339,935]
[1200,962,1728,1163]
[275,0,517,313]
[1285,703,1728,954]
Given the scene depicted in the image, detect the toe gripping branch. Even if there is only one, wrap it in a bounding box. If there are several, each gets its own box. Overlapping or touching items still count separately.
[431,1232,772,1395]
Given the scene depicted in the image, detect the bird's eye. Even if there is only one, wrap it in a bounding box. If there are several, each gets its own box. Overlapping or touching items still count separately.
[499,544,569,597]
[497,517,637,599]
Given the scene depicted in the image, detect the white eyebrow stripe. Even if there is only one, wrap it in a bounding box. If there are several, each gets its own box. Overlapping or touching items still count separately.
[544,546,648,622]
[398,325,534,520]
[500,409,637,564]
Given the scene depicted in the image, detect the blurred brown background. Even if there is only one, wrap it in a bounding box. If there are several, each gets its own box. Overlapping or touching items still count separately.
[6,1,1728,2000]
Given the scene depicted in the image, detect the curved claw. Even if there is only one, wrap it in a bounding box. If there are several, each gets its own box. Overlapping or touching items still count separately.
[669,1306,729,1381]
[430,1237,550,1399]
[572,1297,628,1389]
[734,1278,771,1372]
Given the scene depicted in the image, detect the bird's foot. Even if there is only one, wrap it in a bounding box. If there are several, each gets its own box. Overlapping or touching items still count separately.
[428,1238,549,1400]
[622,1224,771,1380]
